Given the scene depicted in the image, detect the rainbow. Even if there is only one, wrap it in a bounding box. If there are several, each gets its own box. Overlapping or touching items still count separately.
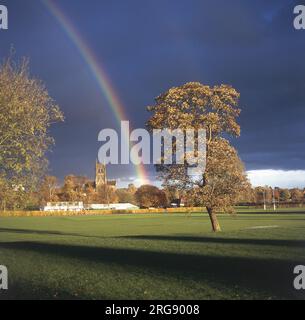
[42,0,149,185]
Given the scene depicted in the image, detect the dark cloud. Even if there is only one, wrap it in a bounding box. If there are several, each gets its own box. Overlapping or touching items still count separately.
[0,0,304,182]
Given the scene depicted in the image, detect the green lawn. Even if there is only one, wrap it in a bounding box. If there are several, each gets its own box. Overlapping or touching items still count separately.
[0,211,305,300]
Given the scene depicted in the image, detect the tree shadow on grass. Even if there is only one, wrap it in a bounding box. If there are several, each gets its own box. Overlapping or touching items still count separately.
[0,228,84,237]
[0,241,303,300]
[120,235,305,249]
[2,226,305,249]
[0,281,87,300]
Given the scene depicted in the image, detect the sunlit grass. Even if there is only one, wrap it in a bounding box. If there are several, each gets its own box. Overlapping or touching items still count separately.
[0,212,305,300]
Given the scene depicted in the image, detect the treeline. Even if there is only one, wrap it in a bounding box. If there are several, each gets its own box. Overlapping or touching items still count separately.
[1,174,191,210]
[27,175,169,209]
[2,171,305,211]
[40,177,305,207]
[237,186,305,205]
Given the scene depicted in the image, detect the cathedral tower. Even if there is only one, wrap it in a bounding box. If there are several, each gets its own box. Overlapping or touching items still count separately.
[95,161,107,190]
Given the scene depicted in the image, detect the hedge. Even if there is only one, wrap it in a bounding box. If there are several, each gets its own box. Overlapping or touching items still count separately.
[0,207,206,217]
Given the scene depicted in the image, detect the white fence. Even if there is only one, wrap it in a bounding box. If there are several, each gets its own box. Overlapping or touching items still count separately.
[43,202,84,212]
[87,203,139,210]
[43,202,138,212]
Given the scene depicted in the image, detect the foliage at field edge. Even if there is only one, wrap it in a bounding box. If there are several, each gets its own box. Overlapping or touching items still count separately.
[0,56,64,210]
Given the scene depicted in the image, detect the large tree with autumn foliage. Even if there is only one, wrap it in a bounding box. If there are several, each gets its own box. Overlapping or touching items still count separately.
[147,82,250,231]
[135,185,168,208]
[0,57,64,209]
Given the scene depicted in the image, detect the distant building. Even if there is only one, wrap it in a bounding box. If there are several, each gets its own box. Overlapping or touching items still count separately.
[86,203,139,210]
[43,202,84,212]
[43,202,138,212]
[170,198,185,208]
[95,161,117,191]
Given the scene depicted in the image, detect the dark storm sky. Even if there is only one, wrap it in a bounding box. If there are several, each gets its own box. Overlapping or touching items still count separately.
[1,0,305,186]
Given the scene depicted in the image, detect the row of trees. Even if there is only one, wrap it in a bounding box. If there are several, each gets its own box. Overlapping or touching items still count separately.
[38,175,169,208]
[37,174,305,208]
[239,186,305,204]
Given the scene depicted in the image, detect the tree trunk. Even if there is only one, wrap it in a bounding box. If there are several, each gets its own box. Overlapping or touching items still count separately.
[207,207,221,232]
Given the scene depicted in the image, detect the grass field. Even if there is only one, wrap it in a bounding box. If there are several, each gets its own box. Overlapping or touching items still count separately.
[0,210,305,300]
